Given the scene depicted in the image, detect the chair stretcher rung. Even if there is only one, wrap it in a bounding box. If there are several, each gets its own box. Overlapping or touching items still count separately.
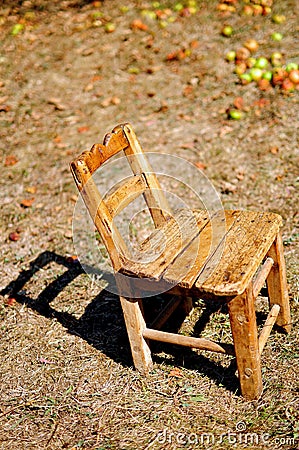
[143,328,235,355]
[253,257,274,298]
[258,304,280,354]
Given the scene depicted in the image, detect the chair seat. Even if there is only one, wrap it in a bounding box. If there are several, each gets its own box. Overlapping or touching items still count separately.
[120,209,282,296]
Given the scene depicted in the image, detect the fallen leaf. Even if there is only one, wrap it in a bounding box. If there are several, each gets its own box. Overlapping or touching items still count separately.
[270,146,279,154]
[233,97,244,110]
[9,232,20,241]
[195,161,207,170]
[5,297,16,306]
[26,186,37,194]
[77,126,90,133]
[47,97,67,111]
[0,104,10,112]
[64,230,73,239]
[131,19,148,31]
[169,368,183,378]
[220,181,237,194]
[4,155,18,166]
[20,198,35,208]
[66,255,79,263]
[111,96,120,105]
[183,85,194,98]
[180,142,195,150]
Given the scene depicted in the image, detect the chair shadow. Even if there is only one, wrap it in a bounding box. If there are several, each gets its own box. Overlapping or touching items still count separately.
[1,250,265,395]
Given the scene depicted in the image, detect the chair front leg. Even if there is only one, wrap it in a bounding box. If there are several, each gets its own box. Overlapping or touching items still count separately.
[228,283,262,400]
[266,232,291,333]
[120,296,153,374]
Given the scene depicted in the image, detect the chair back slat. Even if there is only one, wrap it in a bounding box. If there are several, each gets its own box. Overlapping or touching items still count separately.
[104,174,147,217]
[121,124,171,228]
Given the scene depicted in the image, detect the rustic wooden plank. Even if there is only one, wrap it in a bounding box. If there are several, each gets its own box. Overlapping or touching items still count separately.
[120,209,210,280]
[228,283,262,400]
[253,257,274,298]
[122,123,171,227]
[142,328,235,355]
[163,210,237,288]
[104,175,147,216]
[258,304,280,354]
[266,232,291,332]
[195,211,282,296]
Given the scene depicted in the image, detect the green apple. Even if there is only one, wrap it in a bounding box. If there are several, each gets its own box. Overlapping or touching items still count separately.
[271,32,283,41]
[226,50,236,62]
[262,71,273,81]
[229,109,243,120]
[285,62,299,72]
[222,25,233,37]
[272,14,286,24]
[250,67,263,81]
[255,57,269,70]
[240,73,252,84]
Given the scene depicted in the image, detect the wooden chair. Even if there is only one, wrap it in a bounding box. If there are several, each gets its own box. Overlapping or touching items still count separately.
[70,123,291,400]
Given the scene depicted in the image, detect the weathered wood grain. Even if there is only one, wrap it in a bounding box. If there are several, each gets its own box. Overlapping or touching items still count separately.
[104,174,147,216]
[122,123,171,227]
[259,304,280,354]
[228,283,262,400]
[266,232,291,332]
[120,209,210,280]
[195,211,282,295]
[164,209,235,288]
[143,328,235,355]
[253,257,274,298]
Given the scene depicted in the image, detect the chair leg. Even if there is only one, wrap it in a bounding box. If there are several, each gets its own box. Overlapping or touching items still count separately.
[228,283,262,400]
[266,232,291,333]
[120,296,153,374]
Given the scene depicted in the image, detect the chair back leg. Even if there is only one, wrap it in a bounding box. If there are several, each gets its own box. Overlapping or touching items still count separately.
[266,232,291,333]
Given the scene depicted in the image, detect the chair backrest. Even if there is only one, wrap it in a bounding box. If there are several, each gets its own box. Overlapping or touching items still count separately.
[70,123,172,272]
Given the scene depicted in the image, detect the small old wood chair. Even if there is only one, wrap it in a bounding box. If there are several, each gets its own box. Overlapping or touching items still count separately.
[70,123,291,400]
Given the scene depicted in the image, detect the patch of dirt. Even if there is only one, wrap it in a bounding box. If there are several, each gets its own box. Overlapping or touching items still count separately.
[0,1,298,449]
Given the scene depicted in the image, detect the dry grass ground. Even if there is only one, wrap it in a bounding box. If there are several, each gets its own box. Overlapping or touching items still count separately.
[0,0,298,449]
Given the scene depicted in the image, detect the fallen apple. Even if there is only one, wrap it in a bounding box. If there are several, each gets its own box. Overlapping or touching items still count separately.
[229,109,243,120]
[281,79,295,92]
[244,39,259,53]
[226,50,236,62]
[236,47,251,61]
[272,14,286,24]
[246,57,257,68]
[289,69,299,84]
[257,79,271,91]
[250,67,263,81]
[222,25,233,37]
[240,73,252,84]
[104,22,116,32]
[285,62,299,72]
[262,71,273,81]
[271,52,283,67]
[235,63,247,75]
[271,32,283,41]
[255,57,269,70]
